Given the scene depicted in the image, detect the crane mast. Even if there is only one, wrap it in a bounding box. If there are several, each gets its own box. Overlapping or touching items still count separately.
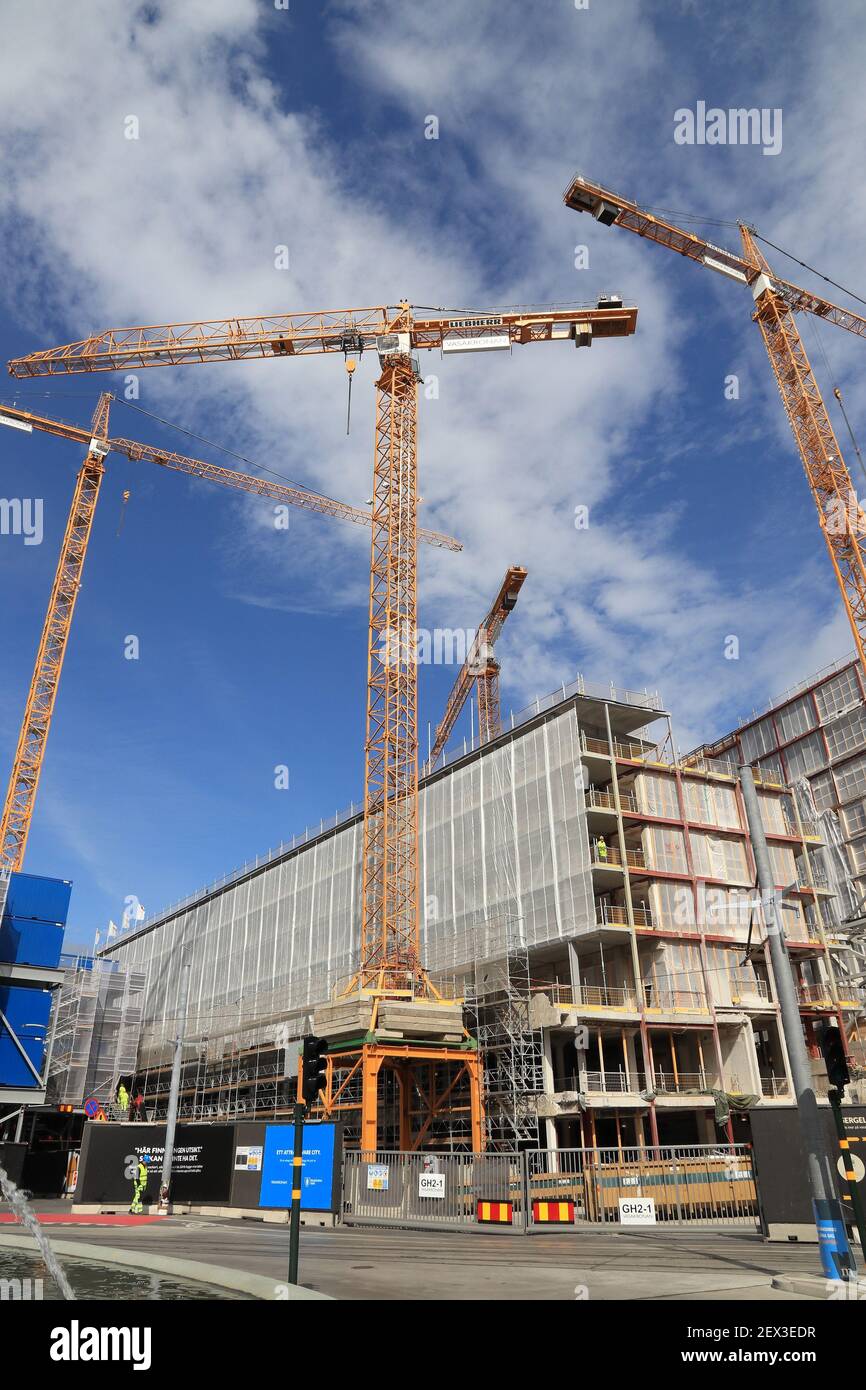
[0,394,111,869]
[360,337,422,987]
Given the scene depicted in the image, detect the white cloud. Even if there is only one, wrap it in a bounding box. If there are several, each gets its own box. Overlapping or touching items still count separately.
[0,0,863,775]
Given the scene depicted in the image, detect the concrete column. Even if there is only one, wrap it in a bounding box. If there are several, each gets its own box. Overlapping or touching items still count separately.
[542,1030,557,1150]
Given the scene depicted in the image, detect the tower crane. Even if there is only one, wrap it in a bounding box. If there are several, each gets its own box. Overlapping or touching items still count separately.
[564,174,866,672]
[8,296,638,1148]
[0,399,461,550]
[0,396,461,871]
[428,565,527,766]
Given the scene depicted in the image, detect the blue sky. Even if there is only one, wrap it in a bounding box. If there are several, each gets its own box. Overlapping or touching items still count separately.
[0,0,864,951]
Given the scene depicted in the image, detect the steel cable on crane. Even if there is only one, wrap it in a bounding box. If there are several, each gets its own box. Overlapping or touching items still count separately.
[112,396,346,499]
[803,315,866,490]
[754,231,866,312]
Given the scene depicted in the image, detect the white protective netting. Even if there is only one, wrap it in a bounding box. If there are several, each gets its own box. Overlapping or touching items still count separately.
[105,706,594,1061]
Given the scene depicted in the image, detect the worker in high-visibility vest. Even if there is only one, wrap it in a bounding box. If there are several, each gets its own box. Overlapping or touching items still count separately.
[116,1083,129,1117]
[596,836,608,863]
[130,1157,148,1214]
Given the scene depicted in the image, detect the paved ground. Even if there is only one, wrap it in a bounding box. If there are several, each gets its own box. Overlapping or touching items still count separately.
[0,1201,826,1299]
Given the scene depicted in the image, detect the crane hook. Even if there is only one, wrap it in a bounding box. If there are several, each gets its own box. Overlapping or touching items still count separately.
[116,489,131,538]
[345,357,357,435]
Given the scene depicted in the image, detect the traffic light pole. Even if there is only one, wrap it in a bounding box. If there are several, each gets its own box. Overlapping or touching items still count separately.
[288,1100,305,1286]
[828,1086,866,1256]
[739,766,855,1282]
[160,958,190,1213]
[288,1036,327,1286]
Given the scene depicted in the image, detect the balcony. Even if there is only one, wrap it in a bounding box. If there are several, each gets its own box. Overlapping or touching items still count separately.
[727,975,771,1007]
[585,786,615,811]
[580,733,667,765]
[586,785,640,813]
[581,734,611,758]
[590,841,647,871]
[798,982,834,1009]
[629,906,654,928]
[612,738,654,762]
[785,922,823,947]
[596,903,630,927]
[760,1075,791,1098]
[653,1071,715,1095]
[798,818,821,840]
[796,868,832,893]
[549,984,639,1014]
[574,901,634,946]
[644,986,710,1016]
[582,1070,646,1095]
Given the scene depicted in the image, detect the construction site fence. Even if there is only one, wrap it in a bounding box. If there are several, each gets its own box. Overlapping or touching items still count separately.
[340,1144,759,1234]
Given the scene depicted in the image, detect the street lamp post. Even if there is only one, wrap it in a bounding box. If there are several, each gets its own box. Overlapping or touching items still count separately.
[739,765,855,1282]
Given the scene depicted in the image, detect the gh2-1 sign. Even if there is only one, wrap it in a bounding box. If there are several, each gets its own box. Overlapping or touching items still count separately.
[418,1173,446,1199]
[619,1197,656,1225]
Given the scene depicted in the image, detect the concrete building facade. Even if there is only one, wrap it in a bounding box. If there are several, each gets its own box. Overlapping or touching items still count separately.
[98,675,866,1150]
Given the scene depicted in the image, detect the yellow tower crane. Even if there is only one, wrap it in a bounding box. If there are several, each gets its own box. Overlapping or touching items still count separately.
[565,174,866,669]
[8,296,638,1148]
[429,565,527,766]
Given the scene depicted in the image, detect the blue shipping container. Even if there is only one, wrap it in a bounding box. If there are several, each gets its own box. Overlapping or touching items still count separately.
[4,872,72,926]
[0,986,51,1089]
[0,916,63,970]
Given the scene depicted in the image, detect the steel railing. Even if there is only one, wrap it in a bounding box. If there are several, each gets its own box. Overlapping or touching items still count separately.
[728,976,770,1004]
[585,787,639,813]
[653,1071,714,1094]
[630,905,654,926]
[760,1075,791,1097]
[595,903,630,926]
[644,986,710,1013]
[798,982,834,1006]
[591,842,646,869]
[585,787,615,810]
[581,1070,644,1093]
[542,984,638,1011]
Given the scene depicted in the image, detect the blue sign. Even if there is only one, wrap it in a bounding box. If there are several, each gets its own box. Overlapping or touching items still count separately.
[259,1123,336,1210]
[813,1199,854,1281]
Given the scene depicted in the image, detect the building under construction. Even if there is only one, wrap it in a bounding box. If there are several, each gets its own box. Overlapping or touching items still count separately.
[6,166,866,1159]
[94,674,866,1151]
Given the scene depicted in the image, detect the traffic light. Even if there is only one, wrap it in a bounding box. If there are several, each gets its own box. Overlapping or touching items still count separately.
[301,1036,328,1105]
[820,1024,850,1091]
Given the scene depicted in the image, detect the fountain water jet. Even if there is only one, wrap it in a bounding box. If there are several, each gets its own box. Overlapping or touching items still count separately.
[0,1162,75,1300]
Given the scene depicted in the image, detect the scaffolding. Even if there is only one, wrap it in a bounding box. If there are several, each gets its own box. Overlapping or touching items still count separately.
[465,921,544,1151]
[48,956,146,1107]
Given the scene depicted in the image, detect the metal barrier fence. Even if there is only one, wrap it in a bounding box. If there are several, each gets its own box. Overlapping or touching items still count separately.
[341,1145,759,1233]
[342,1151,527,1232]
[526,1145,758,1229]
